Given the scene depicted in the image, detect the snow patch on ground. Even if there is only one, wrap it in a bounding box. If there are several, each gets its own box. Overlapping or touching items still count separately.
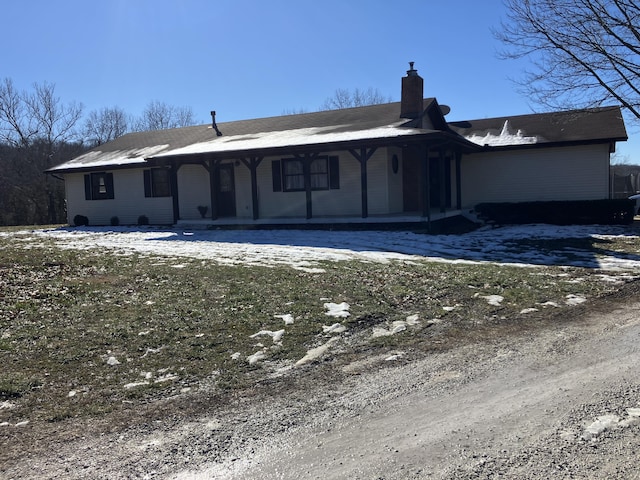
[295,338,339,366]
[479,294,504,306]
[519,307,539,314]
[250,329,285,343]
[324,302,350,318]
[274,314,294,325]
[581,407,640,441]
[372,315,421,338]
[565,294,587,306]
[247,350,267,365]
[19,223,640,273]
[322,323,347,334]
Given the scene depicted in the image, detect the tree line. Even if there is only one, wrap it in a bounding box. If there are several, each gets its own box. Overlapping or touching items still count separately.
[0,79,200,226]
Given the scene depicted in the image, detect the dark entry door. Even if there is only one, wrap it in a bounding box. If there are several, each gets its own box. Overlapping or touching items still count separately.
[402,147,421,212]
[217,164,236,217]
[429,155,452,209]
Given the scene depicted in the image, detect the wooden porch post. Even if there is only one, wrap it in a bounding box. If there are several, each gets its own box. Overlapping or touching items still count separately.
[293,153,319,220]
[348,147,377,218]
[239,156,263,220]
[209,159,221,220]
[439,148,447,213]
[170,161,180,223]
[303,155,313,219]
[421,146,430,220]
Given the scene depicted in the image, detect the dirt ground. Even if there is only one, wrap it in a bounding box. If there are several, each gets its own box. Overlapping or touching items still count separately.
[3,283,640,479]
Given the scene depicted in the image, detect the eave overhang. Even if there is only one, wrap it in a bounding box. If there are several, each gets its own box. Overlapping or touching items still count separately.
[146,130,481,166]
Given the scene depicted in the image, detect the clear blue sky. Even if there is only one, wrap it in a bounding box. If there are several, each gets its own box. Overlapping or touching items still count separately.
[4,0,638,162]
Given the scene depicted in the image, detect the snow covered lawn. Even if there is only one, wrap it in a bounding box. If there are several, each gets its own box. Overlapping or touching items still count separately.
[14,223,640,272]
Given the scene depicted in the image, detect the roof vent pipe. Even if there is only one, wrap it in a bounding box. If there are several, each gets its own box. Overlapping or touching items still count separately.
[400,62,424,119]
[210,111,223,136]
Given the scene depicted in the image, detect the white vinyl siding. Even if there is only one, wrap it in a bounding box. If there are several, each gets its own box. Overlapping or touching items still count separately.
[233,163,253,218]
[363,149,390,215]
[258,157,306,217]
[460,144,611,209]
[177,164,210,220]
[311,154,360,216]
[65,169,173,225]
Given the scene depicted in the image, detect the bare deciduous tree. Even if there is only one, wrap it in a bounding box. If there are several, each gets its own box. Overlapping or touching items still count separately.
[495,0,640,120]
[319,87,393,111]
[84,106,129,146]
[26,81,84,148]
[0,78,36,147]
[133,100,197,131]
[0,79,82,151]
[0,79,83,224]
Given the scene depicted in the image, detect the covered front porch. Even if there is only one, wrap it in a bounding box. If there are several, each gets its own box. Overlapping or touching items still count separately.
[156,142,472,225]
[174,209,476,233]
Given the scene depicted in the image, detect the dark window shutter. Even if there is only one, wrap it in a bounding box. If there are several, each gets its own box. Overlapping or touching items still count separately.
[143,170,152,197]
[329,156,340,189]
[272,160,282,192]
[84,174,92,200]
[105,173,115,199]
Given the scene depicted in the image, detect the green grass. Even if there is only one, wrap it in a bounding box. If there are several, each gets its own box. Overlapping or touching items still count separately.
[0,228,636,425]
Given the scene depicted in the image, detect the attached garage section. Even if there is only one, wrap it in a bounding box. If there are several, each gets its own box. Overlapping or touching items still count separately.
[460,144,611,209]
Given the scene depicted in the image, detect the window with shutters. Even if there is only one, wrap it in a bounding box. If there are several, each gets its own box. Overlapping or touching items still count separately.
[84,172,114,200]
[275,156,339,192]
[282,159,306,191]
[143,168,171,197]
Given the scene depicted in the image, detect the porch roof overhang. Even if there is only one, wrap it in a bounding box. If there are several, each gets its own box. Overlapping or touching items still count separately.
[146,126,480,165]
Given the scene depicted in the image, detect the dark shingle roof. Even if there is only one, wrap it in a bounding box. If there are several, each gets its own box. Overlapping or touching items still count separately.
[47,100,442,172]
[48,102,627,173]
[449,106,627,147]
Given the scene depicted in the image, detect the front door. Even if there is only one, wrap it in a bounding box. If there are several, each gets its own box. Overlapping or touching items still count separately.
[429,155,452,209]
[402,146,421,212]
[217,163,236,217]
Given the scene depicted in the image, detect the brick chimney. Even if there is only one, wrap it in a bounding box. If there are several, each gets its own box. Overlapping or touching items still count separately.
[400,62,424,119]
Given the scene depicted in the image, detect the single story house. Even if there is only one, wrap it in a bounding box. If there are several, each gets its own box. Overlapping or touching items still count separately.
[47,63,628,228]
